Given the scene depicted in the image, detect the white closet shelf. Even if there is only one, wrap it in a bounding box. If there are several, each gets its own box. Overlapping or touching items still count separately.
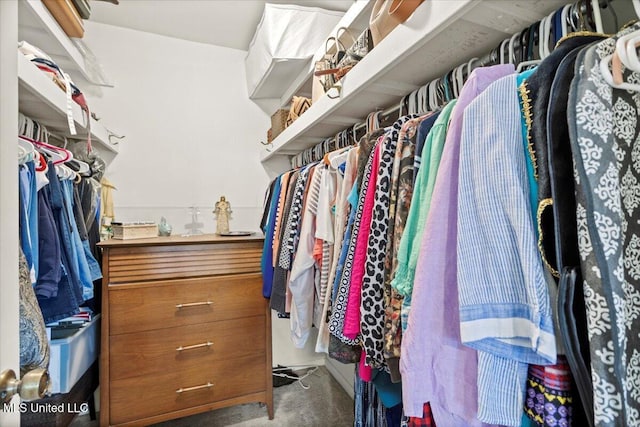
[261,0,568,163]
[18,52,118,156]
[18,0,110,87]
[276,0,374,109]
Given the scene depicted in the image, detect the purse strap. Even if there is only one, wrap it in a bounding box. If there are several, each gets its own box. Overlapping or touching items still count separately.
[336,26,357,46]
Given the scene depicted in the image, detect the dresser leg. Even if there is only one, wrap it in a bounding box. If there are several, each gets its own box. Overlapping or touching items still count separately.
[267,401,274,420]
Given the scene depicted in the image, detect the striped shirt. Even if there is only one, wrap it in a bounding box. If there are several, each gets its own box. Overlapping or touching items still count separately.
[456,73,557,425]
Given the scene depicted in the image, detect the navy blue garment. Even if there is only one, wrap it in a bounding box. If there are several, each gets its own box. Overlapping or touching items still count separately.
[261,177,281,298]
[37,164,81,323]
[412,111,441,186]
[35,187,62,298]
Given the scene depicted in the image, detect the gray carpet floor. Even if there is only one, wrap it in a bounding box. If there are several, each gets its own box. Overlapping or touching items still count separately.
[70,366,354,427]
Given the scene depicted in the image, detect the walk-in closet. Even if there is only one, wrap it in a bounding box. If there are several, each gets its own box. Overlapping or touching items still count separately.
[2,0,640,426]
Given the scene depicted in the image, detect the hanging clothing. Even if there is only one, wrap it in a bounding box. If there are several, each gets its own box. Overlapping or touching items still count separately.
[457,73,557,426]
[359,115,416,369]
[548,43,600,426]
[289,164,323,347]
[317,148,357,354]
[38,164,82,323]
[569,23,640,427]
[35,183,62,299]
[271,169,303,313]
[384,113,438,380]
[261,177,281,298]
[343,142,381,341]
[329,141,380,346]
[392,100,456,332]
[18,162,39,283]
[100,176,116,221]
[401,64,514,424]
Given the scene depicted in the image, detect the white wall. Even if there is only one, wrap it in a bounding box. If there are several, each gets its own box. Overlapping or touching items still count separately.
[82,21,269,234]
[82,22,326,369]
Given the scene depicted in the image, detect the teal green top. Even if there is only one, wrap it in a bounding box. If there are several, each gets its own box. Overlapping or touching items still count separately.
[516,68,538,237]
[391,100,457,297]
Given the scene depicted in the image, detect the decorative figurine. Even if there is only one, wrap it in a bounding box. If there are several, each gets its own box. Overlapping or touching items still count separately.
[214,196,232,234]
[158,216,172,236]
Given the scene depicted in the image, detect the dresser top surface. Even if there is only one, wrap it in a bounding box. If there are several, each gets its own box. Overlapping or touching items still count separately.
[98,233,264,248]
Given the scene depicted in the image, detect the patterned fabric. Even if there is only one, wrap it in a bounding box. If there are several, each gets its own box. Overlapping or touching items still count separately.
[329,143,378,345]
[19,247,49,374]
[343,142,383,340]
[524,357,573,427]
[278,169,307,270]
[289,164,323,348]
[396,101,457,332]
[569,24,640,427]
[360,116,415,369]
[384,115,425,377]
[270,170,300,313]
[400,64,515,424]
[408,402,436,427]
[457,73,556,426]
[280,167,310,269]
[318,148,358,354]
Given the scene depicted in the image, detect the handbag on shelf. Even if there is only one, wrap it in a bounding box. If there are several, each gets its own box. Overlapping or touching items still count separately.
[286,96,312,127]
[312,36,344,102]
[313,27,374,102]
[370,0,425,46]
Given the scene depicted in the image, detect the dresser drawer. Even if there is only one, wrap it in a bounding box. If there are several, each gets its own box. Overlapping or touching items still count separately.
[105,241,263,283]
[110,354,266,425]
[108,273,264,335]
[110,315,266,381]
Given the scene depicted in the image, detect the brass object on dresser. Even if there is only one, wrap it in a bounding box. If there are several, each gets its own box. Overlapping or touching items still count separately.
[99,234,273,427]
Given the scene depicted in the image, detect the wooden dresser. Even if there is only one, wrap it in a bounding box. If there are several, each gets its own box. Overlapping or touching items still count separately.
[98,234,272,426]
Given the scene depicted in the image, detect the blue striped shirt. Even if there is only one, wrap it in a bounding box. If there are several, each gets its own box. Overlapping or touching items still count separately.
[456,74,557,425]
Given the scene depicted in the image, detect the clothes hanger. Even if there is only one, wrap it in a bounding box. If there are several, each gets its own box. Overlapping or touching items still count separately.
[417,84,428,114]
[600,52,640,91]
[500,38,510,64]
[428,78,439,111]
[561,4,571,36]
[615,31,640,73]
[541,13,554,58]
[408,88,419,115]
[466,57,479,81]
[19,135,71,165]
[624,34,640,73]
[508,31,521,65]
[588,0,604,33]
[456,64,467,98]
[18,136,36,163]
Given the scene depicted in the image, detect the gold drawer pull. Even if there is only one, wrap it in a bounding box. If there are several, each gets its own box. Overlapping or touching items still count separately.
[175,382,214,394]
[175,301,212,309]
[176,341,213,352]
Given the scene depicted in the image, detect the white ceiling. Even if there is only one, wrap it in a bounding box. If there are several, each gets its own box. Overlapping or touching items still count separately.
[90,0,354,51]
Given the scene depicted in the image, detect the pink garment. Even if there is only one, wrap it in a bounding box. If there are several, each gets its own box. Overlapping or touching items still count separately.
[359,350,373,382]
[343,142,382,339]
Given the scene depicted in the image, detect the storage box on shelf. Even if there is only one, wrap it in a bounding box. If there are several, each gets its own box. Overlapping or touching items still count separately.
[273,0,373,116]
[246,4,344,100]
[260,0,570,168]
